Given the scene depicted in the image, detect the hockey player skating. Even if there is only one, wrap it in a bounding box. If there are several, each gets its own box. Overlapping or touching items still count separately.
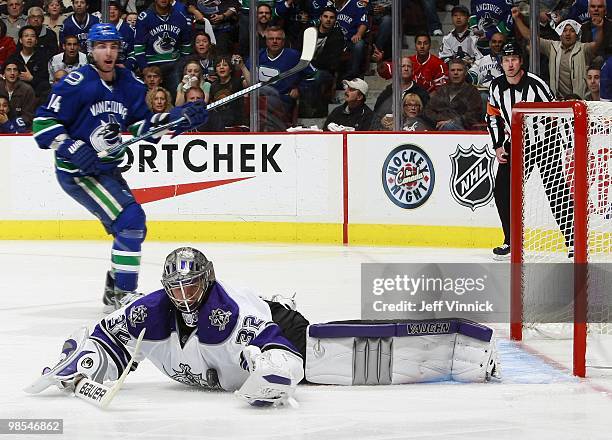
[32,24,208,312]
[26,247,500,408]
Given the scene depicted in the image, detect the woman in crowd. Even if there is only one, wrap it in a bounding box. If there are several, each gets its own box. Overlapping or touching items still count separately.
[43,0,67,43]
[175,60,210,106]
[380,93,432,131]
[146,86,173,114]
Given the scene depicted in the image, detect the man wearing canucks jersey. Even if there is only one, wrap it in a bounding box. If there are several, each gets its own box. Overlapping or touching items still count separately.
[133,0,192,97]
[32,24,208,312]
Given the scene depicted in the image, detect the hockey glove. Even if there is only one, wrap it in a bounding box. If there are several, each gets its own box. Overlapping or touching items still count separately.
[169,100,209,137]
[56,138,100,174]
[235,346,301,407]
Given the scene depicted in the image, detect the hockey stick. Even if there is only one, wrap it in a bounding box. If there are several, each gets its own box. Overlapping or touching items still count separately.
[73,327,146,409]
[98,26,318,159]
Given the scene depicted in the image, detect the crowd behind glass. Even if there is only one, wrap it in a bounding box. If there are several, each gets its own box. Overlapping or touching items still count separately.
[0,0,607,133]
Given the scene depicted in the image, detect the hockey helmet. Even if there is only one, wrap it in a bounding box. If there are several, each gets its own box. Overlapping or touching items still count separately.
[500,42,522,59]
[87,23,122,53]
[161,247,215,313]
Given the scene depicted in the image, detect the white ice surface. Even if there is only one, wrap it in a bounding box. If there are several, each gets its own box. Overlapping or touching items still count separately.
[1,241,611,440]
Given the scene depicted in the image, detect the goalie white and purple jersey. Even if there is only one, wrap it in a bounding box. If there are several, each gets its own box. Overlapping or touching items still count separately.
[89,281,301,391]
[32,64,152,175]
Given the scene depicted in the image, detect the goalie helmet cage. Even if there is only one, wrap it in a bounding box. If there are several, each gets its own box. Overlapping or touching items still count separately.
[510,101,612,378]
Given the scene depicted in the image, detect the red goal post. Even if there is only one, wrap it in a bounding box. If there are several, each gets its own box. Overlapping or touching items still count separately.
[510,101,612,377]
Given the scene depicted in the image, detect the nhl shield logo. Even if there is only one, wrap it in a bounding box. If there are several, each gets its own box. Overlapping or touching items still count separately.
[449,144,495,211]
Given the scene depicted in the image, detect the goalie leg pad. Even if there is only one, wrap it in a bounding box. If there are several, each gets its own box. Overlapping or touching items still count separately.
[305,319,498,385]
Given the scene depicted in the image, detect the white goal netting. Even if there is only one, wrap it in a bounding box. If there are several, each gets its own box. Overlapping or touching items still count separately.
[518,102,612,370]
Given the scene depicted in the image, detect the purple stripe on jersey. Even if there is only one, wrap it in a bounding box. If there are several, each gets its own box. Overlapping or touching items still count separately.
[91,325,129,368]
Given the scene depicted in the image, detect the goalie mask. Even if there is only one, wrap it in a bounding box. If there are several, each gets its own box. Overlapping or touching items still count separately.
[161,247,215,318]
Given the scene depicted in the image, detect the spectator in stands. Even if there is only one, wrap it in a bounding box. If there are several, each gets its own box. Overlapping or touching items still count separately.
[0,19,16,67]
[253,3,272,50]
[423,58,483,130]
[0,94,26,132]
[243,26,315,131]
[108,1,135,68]
[6,25,50,101]
[304,6,345,117]
[331,0,368,80]
[60,0,99,52]
[52,68,67,83]
[142,65,162,90]
[47,34,86,83]
[371,56,429,130]
[469,0,514,55]
[134,0,192,97]
[185,86,204,102]
[421,0,443,36]
[208,54,246,130]
[145,86,173,113]
[181,31,216,84]
[238,0,275,57]
[175,60,210,105]
[380,92,432,131]
[125,12,137,28]
[580,0,612,59]
[467,31,505,88]
[513,8,603,99]
[323,78,373,131]
[410,33,448,93]
[27,6,58,55]
[0,61,35,127]
[439,5,482,66]
[585,64,601,99]
[274,0,310,49]
[369,0,392,59]
[2,0,27,44]
[43,0,66,43]
[187,0,236,54]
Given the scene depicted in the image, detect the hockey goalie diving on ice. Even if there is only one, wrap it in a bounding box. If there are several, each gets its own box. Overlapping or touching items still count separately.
[25,247,500,408]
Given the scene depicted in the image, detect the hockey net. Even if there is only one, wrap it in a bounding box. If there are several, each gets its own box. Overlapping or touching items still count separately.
[510,101,612,377]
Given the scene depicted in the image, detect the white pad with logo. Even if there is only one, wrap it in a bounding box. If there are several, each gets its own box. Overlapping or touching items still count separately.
[305,319,498,385]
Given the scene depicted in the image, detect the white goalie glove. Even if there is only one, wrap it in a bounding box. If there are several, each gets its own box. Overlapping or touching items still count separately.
[235,345,304,407]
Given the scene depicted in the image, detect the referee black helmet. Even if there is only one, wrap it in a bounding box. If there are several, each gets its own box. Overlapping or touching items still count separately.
[501,42,522,59]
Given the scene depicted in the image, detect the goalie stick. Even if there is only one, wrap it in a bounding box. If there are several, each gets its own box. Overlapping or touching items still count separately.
[98,26,318,159]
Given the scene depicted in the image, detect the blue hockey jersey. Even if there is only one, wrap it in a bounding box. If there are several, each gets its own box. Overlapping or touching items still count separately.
[60,13,100,52]
[133,6,192,69]
[116,19,136,69]
[335,0,368,40]
[248,47,315,95]
[32,65,152,175]
[469,0,514,39]
[0,116,27,133]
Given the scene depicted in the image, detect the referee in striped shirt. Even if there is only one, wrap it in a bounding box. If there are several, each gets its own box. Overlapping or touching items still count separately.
[486,42,574,259]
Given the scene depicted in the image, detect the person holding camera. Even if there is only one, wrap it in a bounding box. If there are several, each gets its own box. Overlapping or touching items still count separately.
[207,54,248,130]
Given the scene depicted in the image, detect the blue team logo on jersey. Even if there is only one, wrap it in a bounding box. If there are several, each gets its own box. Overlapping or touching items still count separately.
[90,114,122,153]
[153,32,177,54]
[382,144,435,209]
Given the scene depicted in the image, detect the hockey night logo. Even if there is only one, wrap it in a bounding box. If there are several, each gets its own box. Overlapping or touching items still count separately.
[449,144,495,211]
[382,144,435,209]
